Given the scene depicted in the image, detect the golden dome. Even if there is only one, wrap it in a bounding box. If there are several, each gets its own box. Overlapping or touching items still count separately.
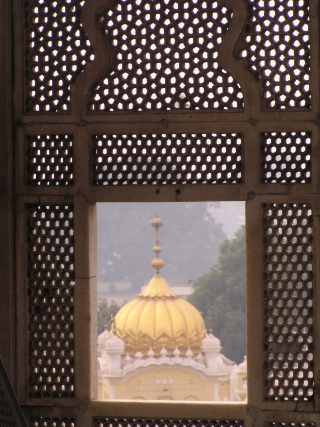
[114,274,206,356]
[114,217,206,357]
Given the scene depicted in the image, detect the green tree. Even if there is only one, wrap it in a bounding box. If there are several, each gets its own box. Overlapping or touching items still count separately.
[97,299,122,334]
[187,225,246,363]
[97,202,226,292]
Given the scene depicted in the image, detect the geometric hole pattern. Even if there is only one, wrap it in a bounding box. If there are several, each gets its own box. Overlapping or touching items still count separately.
[0,383,16,427]
[92,418,244,427]
[236,0,311,109]
[87,0,243,112]
[263,203,314,401]
[26,205,75,398]
[261,132,312,184]
[91,133,243,185]
[24,0,94,113]
[26,135,74,186]
[29,417,76,427]
[265,424,315,427]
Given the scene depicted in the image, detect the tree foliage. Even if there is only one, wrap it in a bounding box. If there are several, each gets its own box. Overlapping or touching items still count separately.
[97,299,122,334]
[187,226,246,363]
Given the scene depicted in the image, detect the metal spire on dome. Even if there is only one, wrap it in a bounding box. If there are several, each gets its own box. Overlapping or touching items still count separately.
[151,216,164,274]
[114,216,206,357]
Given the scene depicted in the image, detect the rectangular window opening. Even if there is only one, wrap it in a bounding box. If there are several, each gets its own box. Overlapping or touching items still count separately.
[97,201,246,402]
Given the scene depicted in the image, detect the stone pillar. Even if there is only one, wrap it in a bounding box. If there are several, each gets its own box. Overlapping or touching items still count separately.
[106,335,125,375]
[202,333,222,372]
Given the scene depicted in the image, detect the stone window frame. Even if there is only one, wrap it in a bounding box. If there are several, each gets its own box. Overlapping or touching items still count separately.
[0,0,319,426]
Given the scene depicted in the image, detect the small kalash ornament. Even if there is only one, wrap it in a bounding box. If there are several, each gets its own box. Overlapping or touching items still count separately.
[151,216,164,274]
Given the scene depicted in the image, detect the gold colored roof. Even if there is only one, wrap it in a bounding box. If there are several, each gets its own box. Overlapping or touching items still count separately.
[114,216,206,356]
[115,274,206,356]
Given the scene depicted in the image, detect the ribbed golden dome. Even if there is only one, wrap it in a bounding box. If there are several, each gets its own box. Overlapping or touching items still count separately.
[114,216,206,357]
[114,274,206,356]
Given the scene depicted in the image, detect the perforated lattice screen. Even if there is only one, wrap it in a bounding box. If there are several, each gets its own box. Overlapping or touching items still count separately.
[261,132,312,184]
[91,133,243,185]
[26,134,74,186]
[0,383,16,427]
[236,0,311,109]
[263,203,314,401]
[265,423,315,427]
[92,418,244,427]
[87,0,243,112]
[15,0,320,420]
[24,0,94,113]
[23,0,312,112]
[29,417,76,427]
[26,205,75,398]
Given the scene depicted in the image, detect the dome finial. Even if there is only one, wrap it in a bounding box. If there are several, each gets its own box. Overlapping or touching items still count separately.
[151,216,164,274]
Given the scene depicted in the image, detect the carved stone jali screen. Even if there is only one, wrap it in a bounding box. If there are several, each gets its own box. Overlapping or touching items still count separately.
[5,0,320,427]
